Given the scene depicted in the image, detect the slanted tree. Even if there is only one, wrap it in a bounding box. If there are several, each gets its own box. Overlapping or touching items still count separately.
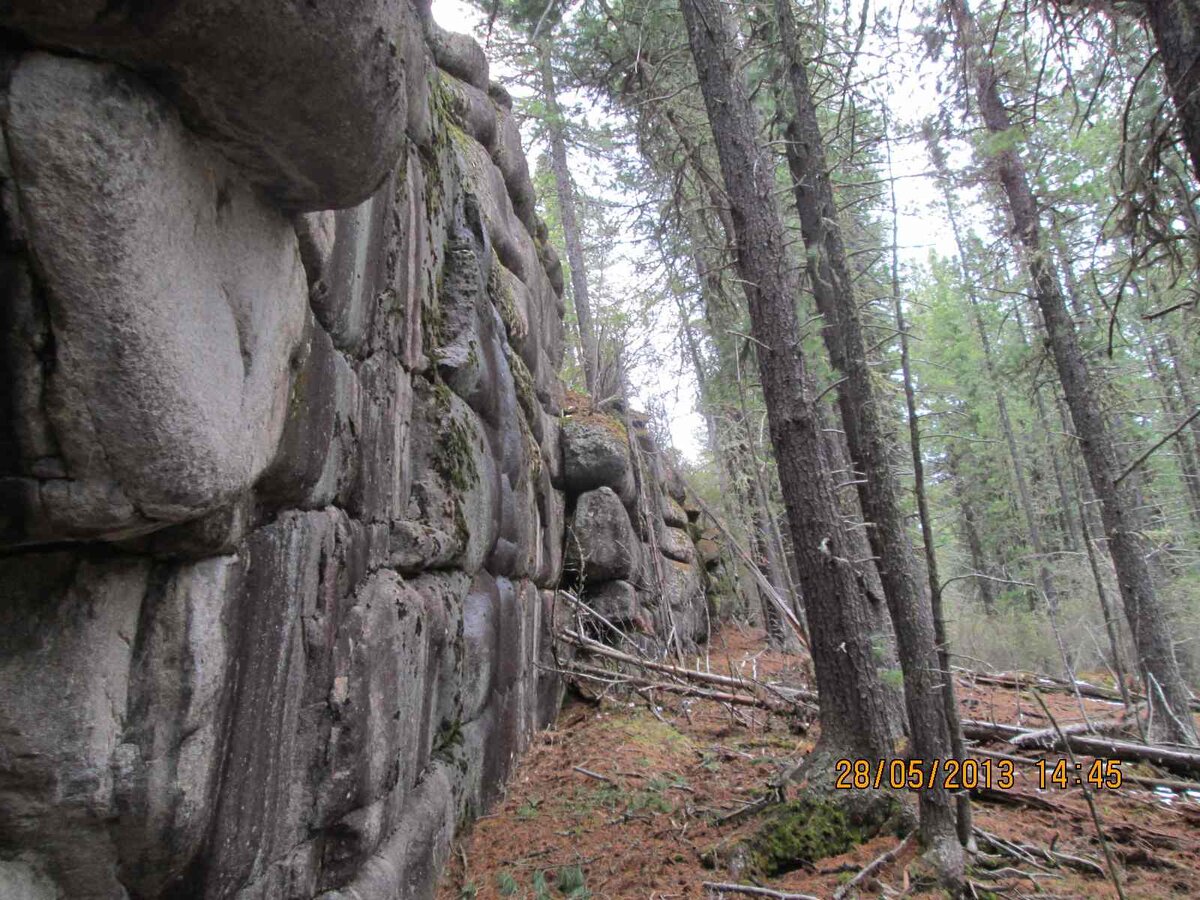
[677,0,904,770]
[945,0,1199,746]
[771,0,964,865]
[537,36,601,395]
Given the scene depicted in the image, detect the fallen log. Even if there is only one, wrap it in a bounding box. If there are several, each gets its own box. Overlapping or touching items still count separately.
[1009,715,1130,749]
[971,747,1200,794]
[567,661,784,710]
[562,629,818,707]
[962,718,1200,776]
[958,670,1200,713]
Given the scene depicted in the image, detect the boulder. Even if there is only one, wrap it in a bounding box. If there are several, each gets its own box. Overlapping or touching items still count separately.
[0,0,420,209]
[660,525,697,564]
[696,537,723,569]
[430,23,489,90]
[585,579,640,623]
[1,54,307,546]
[662,495,689,528]
[565,487,641,582]
[562,419,635,502]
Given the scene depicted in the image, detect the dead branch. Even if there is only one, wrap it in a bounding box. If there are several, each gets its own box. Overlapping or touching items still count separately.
[831,833,914,899]
[1008,714,1130,748]
[567,660,781,709]
[961,718,1200,775]
[572,766,613,783]
[563,629,818,708]
[970,747,1200,793]
[702,882,819,900]
[1032,691,1126,900]
[974,827,1105,878]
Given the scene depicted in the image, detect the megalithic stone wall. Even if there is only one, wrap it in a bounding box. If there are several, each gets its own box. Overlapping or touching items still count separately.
[0,4,728,897]
[0,3,573,897]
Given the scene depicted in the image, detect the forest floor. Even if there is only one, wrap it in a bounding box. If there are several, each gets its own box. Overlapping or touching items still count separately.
[436,625,1200,900]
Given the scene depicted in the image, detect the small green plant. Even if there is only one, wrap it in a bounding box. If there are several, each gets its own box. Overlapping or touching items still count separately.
[532,869,552,900]
[516,797,542,820]
[458,883,478,899]
[496,871,520,896]
[556,865,591,899]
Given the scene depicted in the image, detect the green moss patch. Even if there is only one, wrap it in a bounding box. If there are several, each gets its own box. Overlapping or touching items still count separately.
[741,794,905,876]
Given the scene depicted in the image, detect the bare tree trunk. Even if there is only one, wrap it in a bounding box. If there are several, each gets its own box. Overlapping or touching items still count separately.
[1145,0,1200,186]
[1164,332,1200,478]
[538,40,599,394]
[1147,338,1200,534]
[678,0,904,769]
[946,447,998,615]
[887,122,972,846]
[949,0,1198,747]
[928,146,1060,609]
[773,0,962,868]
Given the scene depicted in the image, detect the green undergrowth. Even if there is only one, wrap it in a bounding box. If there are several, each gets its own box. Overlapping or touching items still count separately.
[712,792,906,877]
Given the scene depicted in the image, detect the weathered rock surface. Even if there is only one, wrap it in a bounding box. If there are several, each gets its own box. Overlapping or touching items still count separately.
[0,0,423,209]
[1,53,308,545]
[562,418,635,502]
[0,9,727,899]
[566,486,641,582]
[560,404,721,654]
[0,12,570,899]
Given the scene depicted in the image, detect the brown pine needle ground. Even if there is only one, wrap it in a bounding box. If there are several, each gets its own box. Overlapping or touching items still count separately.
[437,626,1200,900]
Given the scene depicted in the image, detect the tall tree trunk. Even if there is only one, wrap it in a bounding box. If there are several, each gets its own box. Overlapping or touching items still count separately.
[887,124,972,846]
[929,147,1061,608]
[1164,332,1200,474]
[538,40,600,394]
[1144,0,1200,186]
[949,0,1199,746]
[678,0,904,772]
[1147,338,1200,534]
[946,447,998,615]
[773,0,962,866]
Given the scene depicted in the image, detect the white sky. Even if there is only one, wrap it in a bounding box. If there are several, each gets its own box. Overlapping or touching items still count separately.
[429,0,968,460]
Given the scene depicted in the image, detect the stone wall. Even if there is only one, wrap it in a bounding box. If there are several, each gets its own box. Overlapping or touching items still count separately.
[561,406,718,652]
[0,3,571,896]
[0,4,720,897]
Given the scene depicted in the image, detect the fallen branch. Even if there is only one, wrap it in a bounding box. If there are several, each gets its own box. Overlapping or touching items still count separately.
[974,827,1105,878]
[962,718,1200,775]
[563,629,818,707]
[702,882,819,900]
[1009,714,1130,748]
[958,669,1200,712]
[970,747,1200,793]
[567,660,782,710]
[831,833,913,899]
[572,766,613,783]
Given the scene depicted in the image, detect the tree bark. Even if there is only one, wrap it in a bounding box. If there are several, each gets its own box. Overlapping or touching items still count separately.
[887,122,972,846]
[773,0,962,865]
[678,0,903,765]
[1147,337,1200,534]
[538,40,600,395]
[946,447,998,615]
[928,147,1061,609]
[948,0,1198,747]
[1144,0,1200,186]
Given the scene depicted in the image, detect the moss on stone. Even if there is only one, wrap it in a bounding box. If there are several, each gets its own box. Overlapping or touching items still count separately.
[489,255,526,343]
[740,794,905,876]
[432,383,479,493]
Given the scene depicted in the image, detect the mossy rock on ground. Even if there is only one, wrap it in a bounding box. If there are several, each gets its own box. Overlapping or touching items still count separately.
[724,793,906,877]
